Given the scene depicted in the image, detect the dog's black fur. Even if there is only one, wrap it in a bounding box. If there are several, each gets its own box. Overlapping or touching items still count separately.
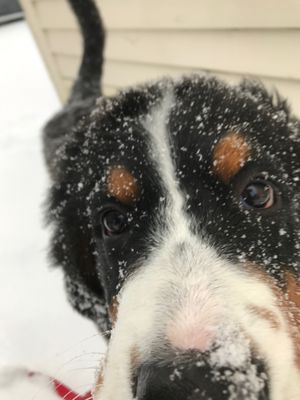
[44,1,300,399]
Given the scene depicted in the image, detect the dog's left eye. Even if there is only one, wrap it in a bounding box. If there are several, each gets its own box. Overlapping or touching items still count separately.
[240,178,275,209]
[102,210,128,236]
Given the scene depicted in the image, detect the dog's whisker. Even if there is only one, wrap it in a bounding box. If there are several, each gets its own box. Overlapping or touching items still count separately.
[67,366,101,372]
[49,352,105,374]
[50,333,105,357]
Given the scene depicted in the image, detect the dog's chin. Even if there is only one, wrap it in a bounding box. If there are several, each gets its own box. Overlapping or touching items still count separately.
[133,352,269,400]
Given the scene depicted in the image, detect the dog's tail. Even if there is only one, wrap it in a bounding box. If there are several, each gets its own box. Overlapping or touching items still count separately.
[67,0,105,103]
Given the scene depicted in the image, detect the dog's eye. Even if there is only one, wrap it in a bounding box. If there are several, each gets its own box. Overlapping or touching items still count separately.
[102,210,128,236]
[241,179,275,209]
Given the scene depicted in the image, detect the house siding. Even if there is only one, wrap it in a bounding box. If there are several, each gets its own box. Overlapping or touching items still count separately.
[20,0,300,116]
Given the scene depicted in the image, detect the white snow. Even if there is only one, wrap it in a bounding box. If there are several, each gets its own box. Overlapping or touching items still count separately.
[0,21,106,399]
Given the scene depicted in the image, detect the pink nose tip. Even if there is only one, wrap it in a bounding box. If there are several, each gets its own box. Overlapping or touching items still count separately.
[167,326,213,351]
[167,322,214,352]
[166,305,217,352]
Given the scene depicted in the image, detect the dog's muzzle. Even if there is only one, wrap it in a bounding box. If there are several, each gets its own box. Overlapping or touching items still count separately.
[134,352,269,400]
[97,241,289,400]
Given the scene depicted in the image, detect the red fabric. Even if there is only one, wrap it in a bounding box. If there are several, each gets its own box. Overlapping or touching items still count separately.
[53,379,93,400]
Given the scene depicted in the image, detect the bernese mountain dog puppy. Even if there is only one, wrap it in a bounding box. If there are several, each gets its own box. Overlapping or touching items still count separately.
[44,1,300,399]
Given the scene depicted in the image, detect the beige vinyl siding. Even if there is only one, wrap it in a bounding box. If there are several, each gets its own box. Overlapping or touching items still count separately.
[29,0,300,30]
[49,30,300,81]
[20,0,300,115]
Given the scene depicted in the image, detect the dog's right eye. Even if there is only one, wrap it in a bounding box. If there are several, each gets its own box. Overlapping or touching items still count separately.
[101,209,128,237]
[240,178,275,210]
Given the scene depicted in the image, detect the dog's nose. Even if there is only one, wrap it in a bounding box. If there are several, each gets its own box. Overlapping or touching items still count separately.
[135,357,269,400]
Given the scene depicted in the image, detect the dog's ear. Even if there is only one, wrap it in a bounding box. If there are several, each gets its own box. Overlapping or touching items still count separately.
[47,173,110,334]
[239,79,290,115]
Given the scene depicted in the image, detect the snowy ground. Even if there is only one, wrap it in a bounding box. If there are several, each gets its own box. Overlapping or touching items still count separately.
[0,21,106,399]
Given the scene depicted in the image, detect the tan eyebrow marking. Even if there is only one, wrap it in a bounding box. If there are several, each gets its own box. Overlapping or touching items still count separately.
[212,131,251,183]
[107,166,139,204]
